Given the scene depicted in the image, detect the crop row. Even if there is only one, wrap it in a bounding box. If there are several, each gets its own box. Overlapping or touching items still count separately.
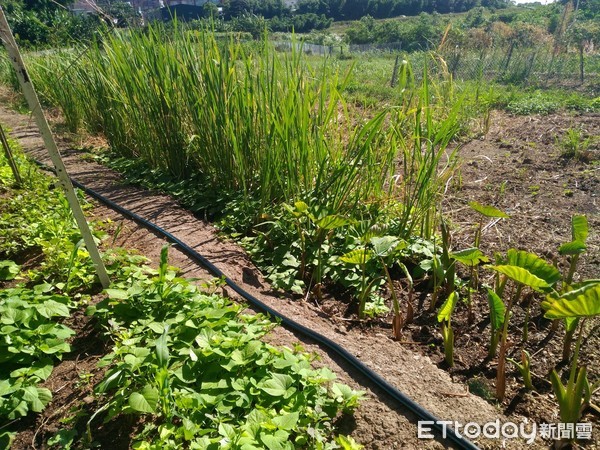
[0,139,363,449]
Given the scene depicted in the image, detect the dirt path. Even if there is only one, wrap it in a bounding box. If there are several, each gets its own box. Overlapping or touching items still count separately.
[5,104,592,449]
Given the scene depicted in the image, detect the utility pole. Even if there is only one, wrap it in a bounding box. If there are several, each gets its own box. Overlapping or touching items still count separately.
[0,6,111,288]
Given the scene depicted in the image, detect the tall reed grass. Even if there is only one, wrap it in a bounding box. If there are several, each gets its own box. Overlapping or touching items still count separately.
[23,23,465,239]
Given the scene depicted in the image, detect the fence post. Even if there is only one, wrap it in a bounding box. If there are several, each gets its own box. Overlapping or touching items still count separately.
[579,44,584,84]
[0,6,111,288]
[390,54,400,87]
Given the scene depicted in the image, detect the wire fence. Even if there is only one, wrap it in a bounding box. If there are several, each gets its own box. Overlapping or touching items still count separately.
[273,38,598,86]
[439,44,599,86]
[272,40,335,56]
[349,42,403,53]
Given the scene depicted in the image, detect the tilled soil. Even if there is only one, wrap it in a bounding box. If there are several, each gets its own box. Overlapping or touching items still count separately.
[1,103,598,449]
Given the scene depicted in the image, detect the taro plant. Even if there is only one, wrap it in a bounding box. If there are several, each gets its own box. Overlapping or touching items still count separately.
[467,201,510,250]
[281,201,353,300]
[427,219,455,313]
[450,247,489,324]
[465,201,508,321]
[507,350,534,391]
[340,235,409,331]
[437,291,459,367]
[487,249,561,401]
[486,288,505,358]
[556,215,590,361]
[542,283,600,428]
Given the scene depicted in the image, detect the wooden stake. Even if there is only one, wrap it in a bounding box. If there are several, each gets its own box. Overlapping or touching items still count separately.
[0,122,22,186]
[0,7,110,288]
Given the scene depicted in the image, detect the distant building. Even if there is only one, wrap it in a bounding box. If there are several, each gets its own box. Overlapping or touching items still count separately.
[70,0,99,15]
[70,0,164,16]
[164,0,211,5]
[161,0,218,20]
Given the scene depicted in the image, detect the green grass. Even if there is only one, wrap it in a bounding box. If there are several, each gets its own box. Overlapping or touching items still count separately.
[480,86,600,115]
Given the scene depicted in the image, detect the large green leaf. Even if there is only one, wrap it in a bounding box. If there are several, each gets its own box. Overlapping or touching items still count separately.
[0,261,20,281]
[316,215,352,230]
[39,338,71,355]
[506,249,561,286]
[259,374,295,398]
[437,291,459,323]
[10,359,53,381]
[489,265,551,291]
[22,386,52,413]
[571,215,588,243]
[293,201,309,213]
[260,430,292,450]
[450,248,489,267]
[35,300,70,318]
[104,288,129,300]
[468,201,509,218]
[542,284,600,319]
[370,236,400,258]
[558,240,587,256]
[487,289,505,331]
[272,411,299,431]
[128,385,159,413]
[340,248,371,265]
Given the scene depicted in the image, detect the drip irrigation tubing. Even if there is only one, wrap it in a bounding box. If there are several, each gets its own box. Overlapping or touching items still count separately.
[34,159,480,450]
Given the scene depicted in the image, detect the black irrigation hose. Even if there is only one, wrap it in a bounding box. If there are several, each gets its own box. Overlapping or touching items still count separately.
[35,160,480,450]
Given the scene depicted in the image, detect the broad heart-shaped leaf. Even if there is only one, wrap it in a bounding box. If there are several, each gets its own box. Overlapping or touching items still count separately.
[487,289,505,331]
[104,288,129,300]
[506,249,561,286]
[450,248,489,267]
[370,236,400,258]
[128,385,159,413]
[571,215,588,243]
[258,373,296,398]
[559,240,587,256]
[10,358,53,381]
[315,215,352,230]
[542,284,600,319]
[260,430,292,450]
[22,386,52,413]
[0,260,20,281]
[34,300,70,318]
[272,411,299,431]
[468,201,509,218]
[340,248,372,265]
[293,201,309,213]
[437,291,459,323]
[39,338,71,355]
[489,265,551,291]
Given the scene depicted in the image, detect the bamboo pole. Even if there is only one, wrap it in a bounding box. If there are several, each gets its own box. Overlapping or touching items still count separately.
[0,122,22,186]
[0,7,110,288]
